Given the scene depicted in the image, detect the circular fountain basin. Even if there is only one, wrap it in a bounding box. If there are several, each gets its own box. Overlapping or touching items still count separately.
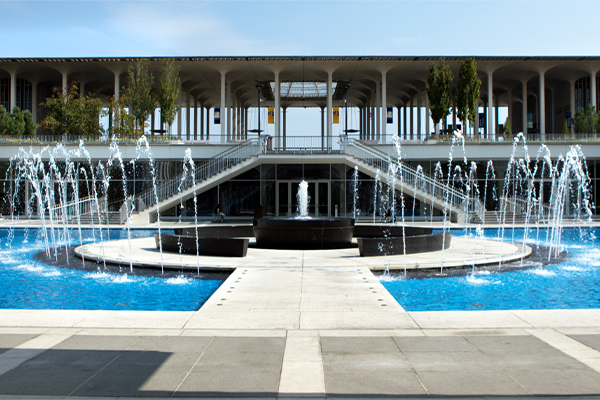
[253,217,355,250]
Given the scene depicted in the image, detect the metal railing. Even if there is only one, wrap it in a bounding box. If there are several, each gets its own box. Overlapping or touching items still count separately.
[2,132,599,146]
[134,138,261,211]
[49,195,107,222]
[344,138,482,220]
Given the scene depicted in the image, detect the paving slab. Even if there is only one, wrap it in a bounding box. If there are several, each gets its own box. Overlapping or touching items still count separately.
[569,334,600,352]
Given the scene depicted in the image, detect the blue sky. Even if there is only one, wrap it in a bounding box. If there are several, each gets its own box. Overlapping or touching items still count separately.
[2,0,595,136]
[1,0,599,58]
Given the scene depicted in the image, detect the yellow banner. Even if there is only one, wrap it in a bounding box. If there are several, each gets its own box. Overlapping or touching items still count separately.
[333,107,339,124]
[268,107,274,124]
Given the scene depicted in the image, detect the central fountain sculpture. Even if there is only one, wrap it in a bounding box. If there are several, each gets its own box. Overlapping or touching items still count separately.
[253,181,355,250]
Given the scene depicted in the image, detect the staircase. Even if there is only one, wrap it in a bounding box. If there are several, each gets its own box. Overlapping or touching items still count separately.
[132,139,261,223]
[344,138,482,223]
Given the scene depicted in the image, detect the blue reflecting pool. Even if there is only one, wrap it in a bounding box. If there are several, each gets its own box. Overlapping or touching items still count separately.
[0,228,226,311]
[380,227,600,311]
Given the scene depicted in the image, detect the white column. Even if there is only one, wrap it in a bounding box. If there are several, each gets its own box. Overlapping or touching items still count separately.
[177,103,182,138]
[375,81,380,141]
[522,79,528,134]
[591,70,597,110]
[409,96,414,139]
[114,70,121,100]
[274,71,280,147]
[245,107,248,139]
[321,106,325,150]
[283,106,287,149]
[425,92,430,137]
[487,70,494,138]
[206,107,210,138]
[232,95,237,140]
[381,71,387,143]
[31,82,38,124]
[417,91,422,140]
[539,70,545,140]
[9,73,17,111]
[494,96,499,140]
[359,106,363,139]
[397,106,401,138]
[186,91,191,140]
[62,71,68,95]
[403,105,407,139]
[220,72,226,143]
[194,97,198,140]
[227,88,232,141]
[370,97,375,140]
[507,88,513,132]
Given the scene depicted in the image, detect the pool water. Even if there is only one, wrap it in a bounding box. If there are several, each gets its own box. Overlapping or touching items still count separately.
[380,227,600,311]
[0,228,225,311]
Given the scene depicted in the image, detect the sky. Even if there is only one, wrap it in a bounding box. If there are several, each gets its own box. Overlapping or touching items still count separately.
[2,0,599,58]
[1,0,597,136]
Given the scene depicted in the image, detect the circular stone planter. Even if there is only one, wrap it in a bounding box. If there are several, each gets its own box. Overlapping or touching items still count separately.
[253,217,355,250]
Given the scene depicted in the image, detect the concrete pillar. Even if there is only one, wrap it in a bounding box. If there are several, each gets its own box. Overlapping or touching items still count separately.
[487,70,494,138]
[177,103,182,138]
[62,71,68,96]
[397,106,401,138]
[321,106,325,150]
[206,107,210,139]
[274,71,280,146]
[417,92,422,140]
[193,97,198,140]
[200,104,204,140]
[114,71,120,100]
[409,96,414,139]
[232,95,237,140]
[370,96,375,140]
[403,105,407,139]
[31,82,38,124]
[507,88,513,134]
[227,88,232,141]
[79,81,86,98]
[9,72,17,111]
[327,71,333,150]
[220,72,226,143]
[359,106,363,139]
[245,107,248,139]
[186,91,191,140]
[522,79,528,134]
[591,70,597,110]
[381,71,387,143]
[539,70,545,140]
[375,81,380,141]
[494,95,499,140]
[425,92,430,137]
[283,106,287,150]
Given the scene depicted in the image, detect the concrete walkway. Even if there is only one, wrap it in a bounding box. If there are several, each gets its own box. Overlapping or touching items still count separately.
[1,262,600,398]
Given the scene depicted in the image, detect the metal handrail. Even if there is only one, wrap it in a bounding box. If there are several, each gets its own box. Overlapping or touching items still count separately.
[49,195,107,221]
[134,138,261,211]
[345,138,481,219]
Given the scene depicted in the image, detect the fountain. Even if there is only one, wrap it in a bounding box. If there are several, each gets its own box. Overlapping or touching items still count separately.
[253,180,355,250]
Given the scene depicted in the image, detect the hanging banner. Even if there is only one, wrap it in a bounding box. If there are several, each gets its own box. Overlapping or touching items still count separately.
[565,112,572,128]
[268,107,274,124]
[386,107,393,124]
[527,113,533,129]
[333,107,339,124]
[214,107,221,124]
[478,113,485,128]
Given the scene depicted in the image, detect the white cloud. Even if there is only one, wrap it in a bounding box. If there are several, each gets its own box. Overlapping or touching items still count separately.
[106,3,272,56]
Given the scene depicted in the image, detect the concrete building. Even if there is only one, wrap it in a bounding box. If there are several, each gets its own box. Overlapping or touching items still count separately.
[0,56,599,222]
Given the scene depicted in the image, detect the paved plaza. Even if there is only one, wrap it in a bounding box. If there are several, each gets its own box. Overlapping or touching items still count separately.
[1,221,600,398]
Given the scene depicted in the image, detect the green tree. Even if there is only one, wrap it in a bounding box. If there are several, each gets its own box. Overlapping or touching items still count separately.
[0,106,10,135]
[10,107,25,136]
[573,103,599,133]
[107,93,135,137]
[23,110,36,135]
[562,119,570,134]
[41,82,103,136]
[157,57,180,136]
[456,57,481,134]
[504,117,512,137]
[427,57,454,134]
[126,58,156,135]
